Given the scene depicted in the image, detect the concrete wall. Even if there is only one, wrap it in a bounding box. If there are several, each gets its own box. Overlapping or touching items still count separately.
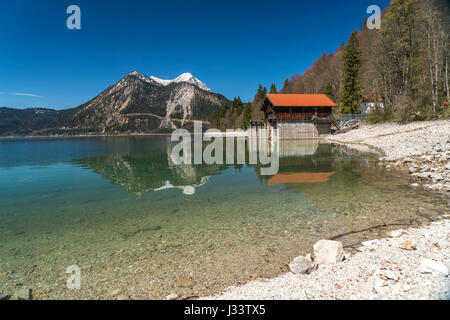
[277,122,330,140]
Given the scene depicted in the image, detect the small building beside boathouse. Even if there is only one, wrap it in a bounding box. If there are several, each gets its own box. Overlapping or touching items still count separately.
[259,94,337,140]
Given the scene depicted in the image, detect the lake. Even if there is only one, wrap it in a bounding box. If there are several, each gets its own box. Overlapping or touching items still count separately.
[0,136,447,299]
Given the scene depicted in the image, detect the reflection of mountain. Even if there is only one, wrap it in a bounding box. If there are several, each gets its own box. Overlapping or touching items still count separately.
[154,176,210,195]
[76,151,226,196]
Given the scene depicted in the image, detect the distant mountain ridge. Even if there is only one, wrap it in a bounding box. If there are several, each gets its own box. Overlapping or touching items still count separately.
[0,71,228,136]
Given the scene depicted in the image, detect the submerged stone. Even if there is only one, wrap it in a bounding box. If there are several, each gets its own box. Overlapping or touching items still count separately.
[289,256,317,275]
[11,288,32,300]
[177,275,196,288]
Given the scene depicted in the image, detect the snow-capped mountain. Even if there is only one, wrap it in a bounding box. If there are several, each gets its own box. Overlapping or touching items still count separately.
[63,70,227,133]
[125,71,211,92]
[0,71,227,136]
[149,72,211,92]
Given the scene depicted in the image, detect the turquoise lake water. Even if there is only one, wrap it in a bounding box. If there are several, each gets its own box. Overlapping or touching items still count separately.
[0,136,448,299]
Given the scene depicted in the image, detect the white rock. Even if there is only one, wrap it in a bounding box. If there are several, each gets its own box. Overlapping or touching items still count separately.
[420,259,449,276]
[418,172,431,179]
[166,293,179,300]
[445,162,450,170]
[111,289,121,296]
[402,284,413,292]
[387,229,405,238]
[434,240,449,249]
[431,173,443,181]
[313,240,344,265]
[403,157,413,164]
[362,240,378,247]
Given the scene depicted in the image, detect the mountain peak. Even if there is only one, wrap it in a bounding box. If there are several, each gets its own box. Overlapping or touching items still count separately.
[124,71,211,92]
[150,72,211,92]
[174,72,194,81]
[126,71,155,84]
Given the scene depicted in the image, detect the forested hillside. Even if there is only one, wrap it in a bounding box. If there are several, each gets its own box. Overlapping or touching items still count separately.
[282,0,449,122]
[212,85,268,130]
[217,0,450,130]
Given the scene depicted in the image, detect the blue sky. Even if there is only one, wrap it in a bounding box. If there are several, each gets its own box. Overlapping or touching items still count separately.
[0,0,390,109]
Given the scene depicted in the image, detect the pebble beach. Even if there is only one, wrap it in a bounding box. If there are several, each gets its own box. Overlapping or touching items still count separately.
[203,120,450,300]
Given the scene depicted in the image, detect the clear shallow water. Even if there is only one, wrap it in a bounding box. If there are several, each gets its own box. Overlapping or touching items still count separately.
[0,136,448,299]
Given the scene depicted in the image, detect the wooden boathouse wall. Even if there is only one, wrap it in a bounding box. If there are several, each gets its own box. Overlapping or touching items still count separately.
[249,121,331,140]
[259,94,337,140]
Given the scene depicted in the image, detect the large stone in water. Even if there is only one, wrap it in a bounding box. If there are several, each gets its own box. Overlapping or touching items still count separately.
[313,240,344,265]
[177,275,196,288]
[11,288,32,300]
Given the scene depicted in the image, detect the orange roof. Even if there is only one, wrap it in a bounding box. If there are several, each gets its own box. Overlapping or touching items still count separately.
[266,94,337,107]
[267,172,336,186]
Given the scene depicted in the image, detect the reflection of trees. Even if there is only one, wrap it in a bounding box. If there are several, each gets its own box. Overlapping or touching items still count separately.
[74,137,379,205]
[75,151,227,195]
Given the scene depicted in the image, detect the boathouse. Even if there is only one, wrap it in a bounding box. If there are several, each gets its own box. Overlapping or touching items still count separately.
[260,94,337,140]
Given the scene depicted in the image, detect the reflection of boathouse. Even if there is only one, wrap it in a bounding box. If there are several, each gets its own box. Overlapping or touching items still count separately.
[259,94,337,140]
[267,172,335,186]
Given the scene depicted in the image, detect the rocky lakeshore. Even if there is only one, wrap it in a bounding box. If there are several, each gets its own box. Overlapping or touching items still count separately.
[202,120,450,300]
[203,219,450,300]
[327,119,450,193]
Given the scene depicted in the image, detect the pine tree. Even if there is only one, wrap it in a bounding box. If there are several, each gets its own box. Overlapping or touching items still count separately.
[256,84,265,99]
[270,84,277,93]
[324,83,334,100]
[233,96,244,115]
[242,103,252,130]
[339,31,362,114]
[282,79,290,93]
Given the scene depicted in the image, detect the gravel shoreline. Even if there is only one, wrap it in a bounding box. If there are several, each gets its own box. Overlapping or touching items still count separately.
[203,219,449,300]
[203,120,450,300]
[327,119,450,193]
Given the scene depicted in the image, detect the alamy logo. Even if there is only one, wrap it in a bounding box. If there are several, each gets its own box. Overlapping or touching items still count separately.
[367,5,381,30]
[170,121,279,176]
[66,265,81,290]
[66,5,81,30]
